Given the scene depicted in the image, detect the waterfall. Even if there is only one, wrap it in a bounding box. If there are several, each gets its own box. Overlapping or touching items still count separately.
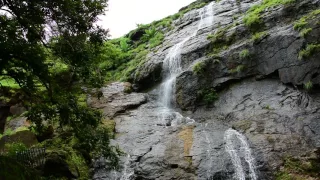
[159,2,215,108]
[224,129,257,180]
[120,154,134,180]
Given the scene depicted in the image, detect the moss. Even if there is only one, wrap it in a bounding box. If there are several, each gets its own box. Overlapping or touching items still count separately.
[38,135,90,179]
[232,120,252,132]
[275,155,320,179]
[178,126,194,157]
[239,49,250,60]
[0,155,41,180]
[244,0,296,31]
[298,44,320,60]
[229,65,245,74]
[251,31,268,43]
[192,61,206,75]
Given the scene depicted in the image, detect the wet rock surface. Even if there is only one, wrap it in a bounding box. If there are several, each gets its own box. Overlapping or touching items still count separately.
[93,0,320,179]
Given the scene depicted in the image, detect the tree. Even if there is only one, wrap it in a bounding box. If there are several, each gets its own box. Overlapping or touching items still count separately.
[0,0,120,167]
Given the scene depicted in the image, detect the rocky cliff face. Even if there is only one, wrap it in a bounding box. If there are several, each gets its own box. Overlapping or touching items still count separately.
[93,0,320,179]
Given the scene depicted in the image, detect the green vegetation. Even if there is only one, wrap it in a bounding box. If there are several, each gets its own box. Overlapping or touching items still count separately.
[192,61,206,75]
[0,1,124,178]
[4,142,28,157]
[0,155,42,180]
[207,24,236,56]
[276,156,320,179]
[293,9,320,31]
[251,31,268,43]
[230,65,245,74]
[299,28,312,37]
[244,0,296,30]
[239,49,250,60]
[304,81,313,91]
[298,44,320,60]
[198,88,218,105]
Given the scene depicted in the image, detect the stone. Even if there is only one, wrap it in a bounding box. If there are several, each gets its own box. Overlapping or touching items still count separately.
[43,151,79,179]
[0,130,38,151]
[93,0,320,179]
[9,104,26,116]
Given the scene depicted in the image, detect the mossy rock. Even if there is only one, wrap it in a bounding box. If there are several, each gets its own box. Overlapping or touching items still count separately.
[43,151,79,179]
[0,130,38,152]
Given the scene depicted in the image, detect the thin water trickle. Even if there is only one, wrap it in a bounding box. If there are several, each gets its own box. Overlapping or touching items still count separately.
[224,129,257,180]
[120,154,134,180]
[159,2,215,108]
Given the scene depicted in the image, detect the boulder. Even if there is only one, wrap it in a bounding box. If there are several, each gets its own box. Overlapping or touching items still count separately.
[43,151,79,179]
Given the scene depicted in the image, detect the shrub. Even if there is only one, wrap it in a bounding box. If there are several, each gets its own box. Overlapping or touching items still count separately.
[239,49,250,60]
[298,44,320,60]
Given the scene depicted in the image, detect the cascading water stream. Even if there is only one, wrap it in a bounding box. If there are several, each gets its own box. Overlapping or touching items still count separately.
[224,129,257,180]
[159,2,214,108]
[120,154,134,180]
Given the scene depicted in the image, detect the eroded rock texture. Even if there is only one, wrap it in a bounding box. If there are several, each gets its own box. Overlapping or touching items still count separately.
[93,0,320,179]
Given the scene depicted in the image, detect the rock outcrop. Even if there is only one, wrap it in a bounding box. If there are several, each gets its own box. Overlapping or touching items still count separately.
[94,0,320,179]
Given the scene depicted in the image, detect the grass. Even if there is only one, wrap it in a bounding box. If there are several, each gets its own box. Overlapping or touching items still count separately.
[293,9,320,31]
[251,31,268,43]
[243,0,296,30]
[299,28,312,37]
[197,88,218,105]
[298,44,320,60]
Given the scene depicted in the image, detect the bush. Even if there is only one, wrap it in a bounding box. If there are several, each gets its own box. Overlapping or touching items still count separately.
[239,49,250,60]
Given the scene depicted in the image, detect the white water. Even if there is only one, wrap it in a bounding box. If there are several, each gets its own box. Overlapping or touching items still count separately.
[160,2,215,108]
[120,154,134,180]
[224,129,257,180]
